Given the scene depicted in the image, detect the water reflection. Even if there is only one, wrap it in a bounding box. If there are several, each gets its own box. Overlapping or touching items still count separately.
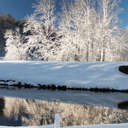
[0,89,128,108]
[0,97,128,126]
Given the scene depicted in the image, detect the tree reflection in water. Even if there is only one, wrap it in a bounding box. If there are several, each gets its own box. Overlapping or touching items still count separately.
[0,97,127,126]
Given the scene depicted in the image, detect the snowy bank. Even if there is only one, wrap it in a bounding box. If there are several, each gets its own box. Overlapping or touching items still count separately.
[0,61,128,91]
[64,123,128,128]
[0,123,128,128]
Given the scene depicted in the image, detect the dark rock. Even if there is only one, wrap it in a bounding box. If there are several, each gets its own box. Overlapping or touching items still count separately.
[0,98,5,116]
[58,85,67,91]
[119,66,128,74]
[118,101,128,109]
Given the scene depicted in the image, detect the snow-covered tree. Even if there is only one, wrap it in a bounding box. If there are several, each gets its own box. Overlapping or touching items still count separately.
[95,0,123,61]
[4,29,26,60]
[32,0,55,27]
[57,0,93,61]
[22,0,62,60]
[4,0,126,61]
[23,19,62,60]
[58,0,124,61]
[4,0,62,61]
[119,28,128,61]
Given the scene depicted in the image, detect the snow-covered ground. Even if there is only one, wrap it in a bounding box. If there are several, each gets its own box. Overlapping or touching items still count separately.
[0,61,128,90]
[65,123,128,128]
[0,123,128,128]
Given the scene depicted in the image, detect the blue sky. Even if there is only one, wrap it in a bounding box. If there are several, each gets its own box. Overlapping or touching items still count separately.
[118,0,128,27]
[0,0,128,27]
[0,0,36,19]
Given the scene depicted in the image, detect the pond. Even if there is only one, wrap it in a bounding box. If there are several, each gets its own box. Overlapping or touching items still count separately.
[0,88,128,126]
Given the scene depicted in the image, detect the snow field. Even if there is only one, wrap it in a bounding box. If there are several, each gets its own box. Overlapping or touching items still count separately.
[0,61,128,90]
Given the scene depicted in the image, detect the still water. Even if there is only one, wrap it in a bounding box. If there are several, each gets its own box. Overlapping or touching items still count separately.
[0,88,128,126]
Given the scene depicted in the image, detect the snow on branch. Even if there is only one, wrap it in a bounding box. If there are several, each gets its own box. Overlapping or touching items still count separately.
[4,0,127,61]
